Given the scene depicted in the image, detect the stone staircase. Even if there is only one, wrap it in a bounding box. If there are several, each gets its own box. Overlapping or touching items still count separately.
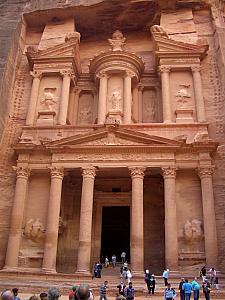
[0,266,225,298]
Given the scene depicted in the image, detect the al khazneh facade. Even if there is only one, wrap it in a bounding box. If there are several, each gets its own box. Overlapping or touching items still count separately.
[0,0,225,276]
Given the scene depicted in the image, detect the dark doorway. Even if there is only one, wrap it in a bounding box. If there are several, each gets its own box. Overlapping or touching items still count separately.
[100,206,130,262]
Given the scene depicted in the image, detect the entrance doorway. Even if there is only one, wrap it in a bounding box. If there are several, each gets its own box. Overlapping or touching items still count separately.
[100,206,130,262]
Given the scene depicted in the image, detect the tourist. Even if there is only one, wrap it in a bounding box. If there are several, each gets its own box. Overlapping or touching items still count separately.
[12,289,20,300]
[144,269,151,293]
[40,292,48,300]
[182,279,192,300]
[149,274,156,295]
[29,296,39,300]
[112,254,116,268]
[214,275,219,290]
[178,278,185,300]
[97,261,103,278]
[164,283,176,300]
[123,261,128,270]
[68,286,77,300]
[209,267,217,286]
[200,266,207,282]
[1,290,13,300]
[105,256,109,268]
[115,295,126,300]
[121,251,126,264]
[124,282,134,300]
[76,284,91,300]
[126,269,132,284]
[48,288,61,300]
[121,268,127,284]
[99,281,108,300]
[202,280,211,300]
[191,277,200,300]
[162,269,169,286]
[117,281,126,296]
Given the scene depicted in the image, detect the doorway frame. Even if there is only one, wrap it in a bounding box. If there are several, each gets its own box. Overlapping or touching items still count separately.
[91,191,131,264]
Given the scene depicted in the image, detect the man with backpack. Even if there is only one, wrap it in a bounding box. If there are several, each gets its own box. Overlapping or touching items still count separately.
[125,282,134,300]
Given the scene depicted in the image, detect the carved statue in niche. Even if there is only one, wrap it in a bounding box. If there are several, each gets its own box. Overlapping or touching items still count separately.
[184,219,203,242]
[143,90,156,122]
[40,88,57,111]
[108,30,126,51]
[24,218,45,243]
[175,84,191,108]
[109,89,122,111]
[78,95,93,124]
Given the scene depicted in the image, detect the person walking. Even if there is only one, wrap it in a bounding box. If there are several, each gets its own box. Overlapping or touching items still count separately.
[209,267,217,286]
[202,280,211,300]
[117,281,126,296]
[105,256,109,268]
[99,281,108,300]
[164,283,176,300]
[200,266,207,282]
[112,254,116,268]
[179,278,185,300]
[121,268,127,285]
[163,269,169,286]
[145,269,151,293]
[126,269,132,284]
[191,278,200,300]
[125,282,134,300]
[12,289,20,300]
[121,252,126,264]
[182,279,192,300]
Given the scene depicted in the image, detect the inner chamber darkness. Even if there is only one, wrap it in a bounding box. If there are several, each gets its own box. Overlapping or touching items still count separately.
[101,206,130,262]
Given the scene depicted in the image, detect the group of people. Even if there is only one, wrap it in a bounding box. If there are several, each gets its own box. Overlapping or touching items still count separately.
[104,252,127,269]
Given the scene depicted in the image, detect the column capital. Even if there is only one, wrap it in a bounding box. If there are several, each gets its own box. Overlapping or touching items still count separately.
[49,166,64,179]
[129,167,146,178]
[96,70,108,80]
[12,166,30,179]
[158,65,171,73]
[191,65,201,73]
[161,166,177,178]
[30,70,42,79]
[197,166,215,178]
[125,70,135,78]
[82,166,96,178]
[60,70,74,78]
[73,86,82,95]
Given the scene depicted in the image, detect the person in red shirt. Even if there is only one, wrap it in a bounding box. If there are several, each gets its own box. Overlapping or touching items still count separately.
[69,286,78,300]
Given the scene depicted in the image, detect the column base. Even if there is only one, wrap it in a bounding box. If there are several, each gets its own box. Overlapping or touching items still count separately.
[75,270,92,277]
[42,268,57,273]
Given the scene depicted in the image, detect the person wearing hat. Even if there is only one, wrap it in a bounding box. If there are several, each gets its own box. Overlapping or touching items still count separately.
[40,292,48,300]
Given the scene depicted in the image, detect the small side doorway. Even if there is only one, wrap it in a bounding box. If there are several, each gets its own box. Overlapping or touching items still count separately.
[100,206,130,262]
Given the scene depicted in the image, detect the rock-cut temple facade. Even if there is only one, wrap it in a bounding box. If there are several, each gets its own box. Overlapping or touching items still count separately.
[0,0,225,276]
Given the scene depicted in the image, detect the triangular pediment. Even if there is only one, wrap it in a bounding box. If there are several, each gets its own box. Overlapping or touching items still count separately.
[152,34,208,59]
[26,33,81,69]
[44,127,181,149]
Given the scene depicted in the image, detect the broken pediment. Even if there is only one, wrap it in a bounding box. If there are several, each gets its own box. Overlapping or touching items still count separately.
[150,25,208,60]
[44,127,181,150]
[26,32,81,72]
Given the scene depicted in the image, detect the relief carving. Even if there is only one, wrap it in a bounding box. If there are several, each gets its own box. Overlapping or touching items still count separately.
[143,90,156,122]
[108,89,122,111]
[151,25,169,38]
[108,30,126,51]
[175,84,191,108]
[78,95,93,124]
[40,88,57,111]
[184,219,203,242]
[24,218,45,242]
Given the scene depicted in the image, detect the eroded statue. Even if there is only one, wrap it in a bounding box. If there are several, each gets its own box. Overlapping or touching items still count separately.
[151,25,168,38]
[40,89,57,111]
[184,219,203,242]
[108,30,126,51]
[24,218,45,242]
[109,89,122,111]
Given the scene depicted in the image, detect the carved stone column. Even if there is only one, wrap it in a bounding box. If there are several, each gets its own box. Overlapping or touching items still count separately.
[26,71,42,125]
[129,167,145,274]
[191,66,206,122]
[5,167,30,268]
[97,72,108,124]
[138,84,144,123]
[132,86,139,122]
[73,87,81,125]
[76,166,96,273]
[124,71,133,124]
[162,166,178,269]
[159,66,172,123]
[58,70,73,125]
[42,167,64,272]
[198,167,218,267]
